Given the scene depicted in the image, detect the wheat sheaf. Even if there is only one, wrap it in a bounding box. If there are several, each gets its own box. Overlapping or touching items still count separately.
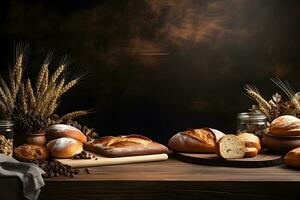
[0,42,90,133]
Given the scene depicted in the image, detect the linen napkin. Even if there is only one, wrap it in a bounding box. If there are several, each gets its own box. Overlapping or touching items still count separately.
[0,154,45,200]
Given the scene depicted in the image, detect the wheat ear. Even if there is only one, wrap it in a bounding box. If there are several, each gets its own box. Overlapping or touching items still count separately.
[244,84,272,111]
[271,77,300,113]
[0,75,14,112]
[59,110,92,122]
[43,79,65,117]
[26,79,36,110]
[0,87,8,108]
[19,83,28,113]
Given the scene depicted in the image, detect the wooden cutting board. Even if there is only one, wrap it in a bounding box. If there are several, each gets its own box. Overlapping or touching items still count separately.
[173,152,282,168]
[55,152,168,168]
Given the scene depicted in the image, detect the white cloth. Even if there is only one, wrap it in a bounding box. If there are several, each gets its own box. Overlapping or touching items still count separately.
[0,154,45,200]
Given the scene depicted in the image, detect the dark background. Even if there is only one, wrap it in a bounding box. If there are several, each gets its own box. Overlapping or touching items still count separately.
[0,0,299,144]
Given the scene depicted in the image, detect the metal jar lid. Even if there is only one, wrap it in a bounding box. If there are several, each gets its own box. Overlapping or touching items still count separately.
[0,120,14,127]
[237,112,267,122]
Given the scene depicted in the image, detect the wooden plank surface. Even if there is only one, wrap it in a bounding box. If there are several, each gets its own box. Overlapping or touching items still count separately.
[40,158,300,200]
[45,157,300,182]
[3,158,300,200]
[56,153,168,168]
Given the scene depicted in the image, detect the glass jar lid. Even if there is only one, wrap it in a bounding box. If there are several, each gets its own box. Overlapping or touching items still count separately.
[0,120,14,127]
[237,112,267,122]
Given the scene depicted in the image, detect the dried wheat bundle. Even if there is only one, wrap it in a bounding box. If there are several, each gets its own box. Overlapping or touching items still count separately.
[245,78,300,121]
[0,42,90,134]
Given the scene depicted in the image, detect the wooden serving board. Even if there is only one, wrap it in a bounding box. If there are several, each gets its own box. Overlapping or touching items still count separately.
[173,152,282,168]
[55,152,168,168]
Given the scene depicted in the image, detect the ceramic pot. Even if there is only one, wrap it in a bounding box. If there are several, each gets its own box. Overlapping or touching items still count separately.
[24,132,47,146]
[262,133,300,154]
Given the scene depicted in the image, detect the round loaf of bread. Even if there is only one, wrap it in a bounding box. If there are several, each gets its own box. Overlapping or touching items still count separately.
[46,137,83,158]
[47,124,87,143]
[14,144,48,161]
[284,147,300,168]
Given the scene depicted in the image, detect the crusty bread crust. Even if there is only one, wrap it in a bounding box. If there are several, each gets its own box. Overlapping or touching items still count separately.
[46,137,83,158]
[269,115,300,136]
[244,147,258,158]
[238,133,261,151]
[47,124,87,143]
[168,128,225,153]
[284,147,300,168]
[14,144,48,161]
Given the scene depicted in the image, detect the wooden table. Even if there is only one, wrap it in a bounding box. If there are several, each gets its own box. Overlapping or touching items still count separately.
[2,158,300,200]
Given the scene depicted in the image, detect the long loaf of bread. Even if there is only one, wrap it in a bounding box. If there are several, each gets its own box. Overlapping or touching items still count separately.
[84,134,169,157]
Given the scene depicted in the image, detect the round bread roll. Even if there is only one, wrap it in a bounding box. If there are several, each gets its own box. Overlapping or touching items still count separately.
[14,144,48,161]
[47,137,83,158]
[47,124,87,143]
[284,147,300,168]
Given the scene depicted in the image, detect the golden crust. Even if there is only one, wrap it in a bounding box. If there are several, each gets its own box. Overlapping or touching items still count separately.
[84,134,168,157]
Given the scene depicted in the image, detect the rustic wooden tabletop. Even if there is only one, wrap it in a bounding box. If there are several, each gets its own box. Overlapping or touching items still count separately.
[2,158,300,200]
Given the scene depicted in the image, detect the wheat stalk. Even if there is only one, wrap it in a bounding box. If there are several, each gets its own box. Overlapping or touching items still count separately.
[50,64,65,84]
[0,75,14,112]
[59,110,91,122]
[26,79,36,110]
[0,100,7,114]
[271,78,300,113]
[19,83,28,114]
[245,85,272,111]
[39,66,49,96]
[0,87,8,109]
[36,64,48,96]
[61,79,78,94]
[9,69,16,99]
[43,79,65,117]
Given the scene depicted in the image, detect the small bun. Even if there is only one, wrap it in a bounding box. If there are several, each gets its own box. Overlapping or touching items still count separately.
[47,137,83,159]
[47,124,87,143]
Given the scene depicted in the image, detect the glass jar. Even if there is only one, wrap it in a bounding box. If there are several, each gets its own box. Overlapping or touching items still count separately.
[0,120,14,156]
[237,112,268,139]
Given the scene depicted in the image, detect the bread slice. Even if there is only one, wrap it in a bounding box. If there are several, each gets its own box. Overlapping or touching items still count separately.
[216,134,246,159]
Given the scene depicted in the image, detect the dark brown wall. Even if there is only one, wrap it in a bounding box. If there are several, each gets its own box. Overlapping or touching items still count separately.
[0,0,300,143]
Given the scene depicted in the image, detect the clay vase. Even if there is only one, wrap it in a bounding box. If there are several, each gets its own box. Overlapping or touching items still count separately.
[24,132,47,146]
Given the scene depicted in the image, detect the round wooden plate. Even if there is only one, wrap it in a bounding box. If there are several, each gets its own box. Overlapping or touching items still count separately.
[173,152,283,168]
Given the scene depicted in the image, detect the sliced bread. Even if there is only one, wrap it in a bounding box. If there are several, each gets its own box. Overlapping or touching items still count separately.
[216,134,246,159]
